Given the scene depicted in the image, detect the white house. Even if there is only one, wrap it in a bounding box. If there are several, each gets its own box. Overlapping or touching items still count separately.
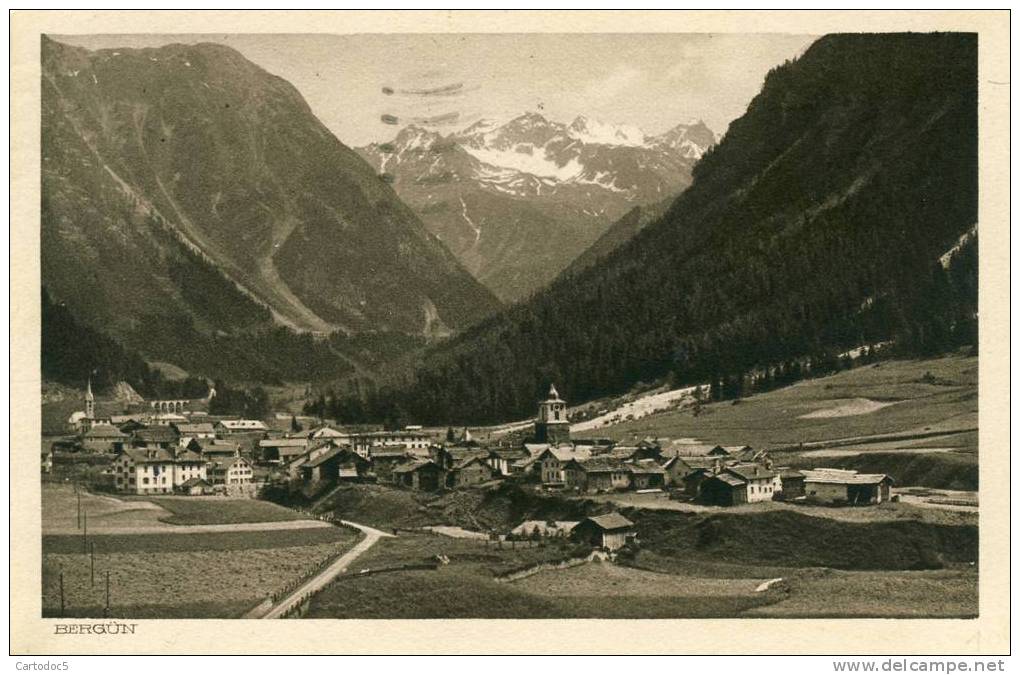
[215,419,269,434]
[209,456,255,487]
[111,448,207,495]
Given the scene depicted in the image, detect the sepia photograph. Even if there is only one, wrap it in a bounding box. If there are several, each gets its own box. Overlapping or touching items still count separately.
[10,8,1010,658]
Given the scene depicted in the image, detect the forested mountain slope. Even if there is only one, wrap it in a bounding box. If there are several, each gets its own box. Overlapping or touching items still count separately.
[331,33,978,425]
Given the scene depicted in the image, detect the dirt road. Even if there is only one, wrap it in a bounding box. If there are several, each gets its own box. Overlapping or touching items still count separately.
[258,521,394,619]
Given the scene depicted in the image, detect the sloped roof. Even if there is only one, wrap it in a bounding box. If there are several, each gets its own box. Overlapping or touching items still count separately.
[370,447,411,458]
[304,446,350,468]
[710,473,747,487]
[110,414,147,425]
[217,419,268,430]
[132,426,178,443]
[524,443,551,457]
[801,469,893,485]
[453,455,491,471]
[489,447,529,459]
[448,448,490,463]
[211,456,251,470]
[627,460,667,475]
[392,459,438,474]
[576,457,628,473]
[83,423,127,439]
[176,450,204,463]
[120,447,174,464]
[308,425,346,438]
[180,477,211,488]
[725,463,776,481]
[258,438,309,448]
[173,423,215,435]
[196,439,240,454]
[673,456,727,470]
[583,513,634,531]
[605,446,640,460]
[661,443,726,458]
[538,445,593,462]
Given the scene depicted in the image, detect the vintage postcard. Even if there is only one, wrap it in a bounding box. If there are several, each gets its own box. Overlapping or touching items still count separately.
[10,10,1010,656]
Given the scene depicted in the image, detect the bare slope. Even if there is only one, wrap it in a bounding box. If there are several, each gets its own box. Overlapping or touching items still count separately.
[41,37,499,354]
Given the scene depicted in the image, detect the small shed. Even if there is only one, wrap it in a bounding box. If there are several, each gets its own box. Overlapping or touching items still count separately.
[572,512,636,551]
[179,477,212,496]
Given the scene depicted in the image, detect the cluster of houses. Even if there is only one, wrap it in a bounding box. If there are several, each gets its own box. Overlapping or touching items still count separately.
[266,385,894,507]
[53,381,894,507]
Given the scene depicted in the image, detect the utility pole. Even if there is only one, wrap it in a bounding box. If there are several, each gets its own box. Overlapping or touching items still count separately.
[76,488,81,529]
[105,571,111,617]
[90,542,96,587]
[59,572,65,617]
[82,510,87,554]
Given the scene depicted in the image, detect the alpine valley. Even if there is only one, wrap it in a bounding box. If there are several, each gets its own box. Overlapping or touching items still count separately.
[41,36,500,386]
[357,114,716,301]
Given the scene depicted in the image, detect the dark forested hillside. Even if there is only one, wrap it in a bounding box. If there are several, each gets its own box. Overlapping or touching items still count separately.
[323,33,978,425]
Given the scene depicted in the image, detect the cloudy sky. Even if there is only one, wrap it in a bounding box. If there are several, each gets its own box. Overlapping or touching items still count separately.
[56,33,816,146]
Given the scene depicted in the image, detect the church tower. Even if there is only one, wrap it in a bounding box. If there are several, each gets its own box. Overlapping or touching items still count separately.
[534,384,570,444]
[84,377,95,421]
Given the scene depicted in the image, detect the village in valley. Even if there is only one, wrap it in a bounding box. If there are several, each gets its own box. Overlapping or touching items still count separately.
[41,351,978,620]
[51,381,896,510]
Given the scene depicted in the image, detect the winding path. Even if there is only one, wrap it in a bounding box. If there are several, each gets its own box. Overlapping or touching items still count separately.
[258,520,394,619]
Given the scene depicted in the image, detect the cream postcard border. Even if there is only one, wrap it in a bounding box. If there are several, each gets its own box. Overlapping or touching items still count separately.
[10,9,1010,655]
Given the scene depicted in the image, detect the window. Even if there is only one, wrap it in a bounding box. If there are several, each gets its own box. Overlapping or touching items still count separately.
[142,478,149,485]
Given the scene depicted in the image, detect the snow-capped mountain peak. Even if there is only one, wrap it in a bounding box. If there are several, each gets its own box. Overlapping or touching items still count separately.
[355,113,714,300]
[567,115,647,147]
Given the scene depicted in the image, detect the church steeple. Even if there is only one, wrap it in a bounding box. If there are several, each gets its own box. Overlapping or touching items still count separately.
[535,383,570,444]
[84,377,95,420]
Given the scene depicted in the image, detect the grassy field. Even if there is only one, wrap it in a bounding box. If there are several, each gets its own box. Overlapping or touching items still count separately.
[42,484,313,531]
[43,526,354,554]
[128,497,309,526]
[41,482,361,618]
[630,508,977,571]
[302,534,778,619]
[577,354,977,451]
[302,529,975,619]
[43,484,171,531]
[513,560,764,596]
[42,533,358,618]
[744,567,978,618]
[311,482,589,533]
[582,491,978,527]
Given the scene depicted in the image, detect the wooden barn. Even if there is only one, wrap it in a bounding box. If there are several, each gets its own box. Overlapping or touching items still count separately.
[801,469,893,505]
[392,459,445,491]
[447,455,494,488]
[572,513,636,551]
